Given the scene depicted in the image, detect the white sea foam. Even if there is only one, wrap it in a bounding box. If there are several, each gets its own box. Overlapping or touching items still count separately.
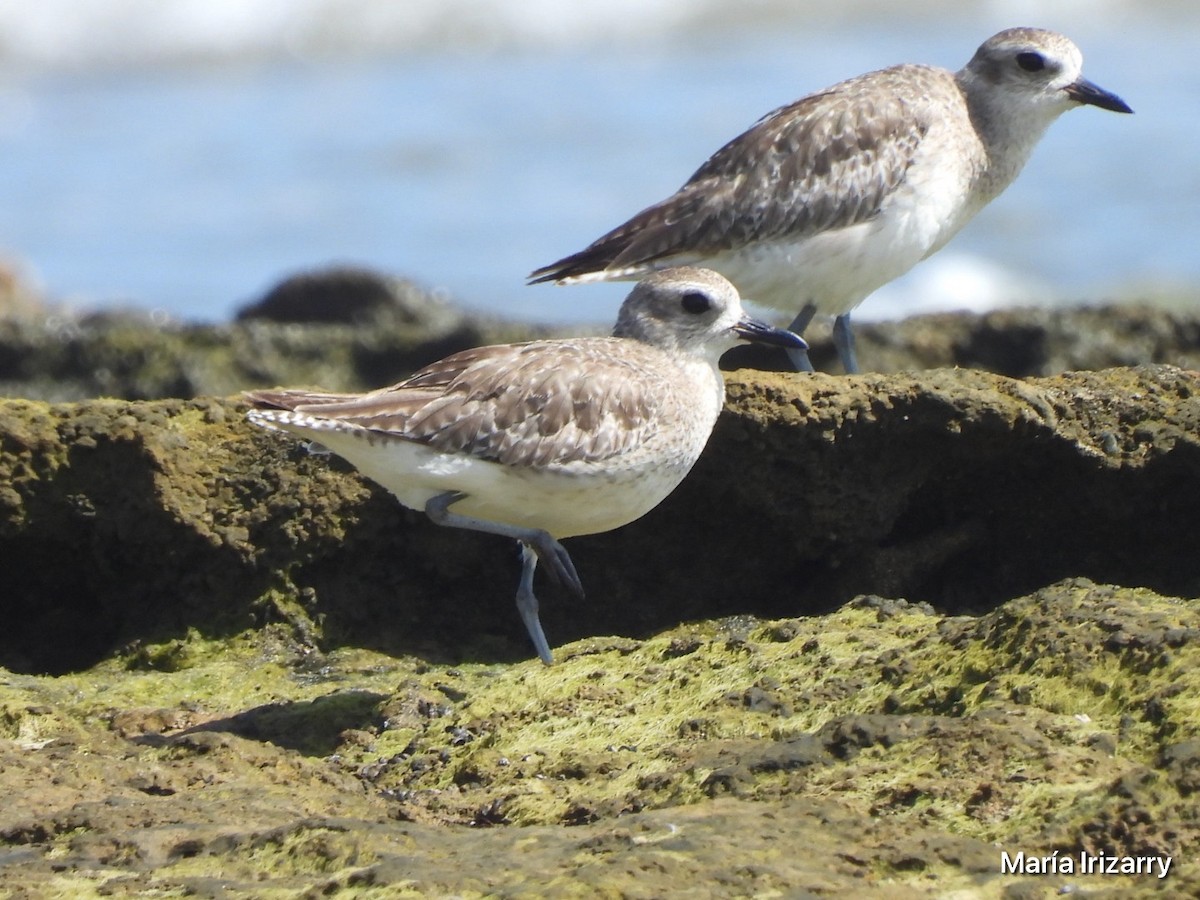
[860,255,1055,322]
[0,0,1186,71]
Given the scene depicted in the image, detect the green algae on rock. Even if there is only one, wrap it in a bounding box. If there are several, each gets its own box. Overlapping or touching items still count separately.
[0,364,1199,894]
[1,366,1198,675]
[0,582,1197,896]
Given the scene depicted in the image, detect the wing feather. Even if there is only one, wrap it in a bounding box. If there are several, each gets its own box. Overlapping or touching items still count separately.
[530,65,941,283]
[246,340,663,469]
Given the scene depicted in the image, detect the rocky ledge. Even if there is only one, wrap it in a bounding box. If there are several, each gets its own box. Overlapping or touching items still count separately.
[1,357,1198,896]
[2,276,1198,400]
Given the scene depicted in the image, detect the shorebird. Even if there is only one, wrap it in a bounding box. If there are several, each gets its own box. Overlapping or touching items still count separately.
[245,267,805,664]
[529,27,1132,373]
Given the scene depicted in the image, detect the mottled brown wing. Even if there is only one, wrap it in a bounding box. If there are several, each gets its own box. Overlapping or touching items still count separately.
[399,340,662,467]
[251,341,662,468]
[244,345,512,426]
[529,68,930,282]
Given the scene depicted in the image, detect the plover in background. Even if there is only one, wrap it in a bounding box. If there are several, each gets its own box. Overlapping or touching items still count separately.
[246,267,805,664]
[530,27,1132,374]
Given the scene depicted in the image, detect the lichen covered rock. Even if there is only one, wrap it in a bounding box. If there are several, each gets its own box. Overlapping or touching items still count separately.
[0,363,1198,895]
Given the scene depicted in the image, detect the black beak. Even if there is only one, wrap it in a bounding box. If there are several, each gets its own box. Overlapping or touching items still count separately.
[1065,77,1133,114]
[733,315,808,351]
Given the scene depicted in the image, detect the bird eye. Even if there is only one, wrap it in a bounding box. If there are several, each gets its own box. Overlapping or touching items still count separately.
[1016,52,1045,72]
[680,290,712,314]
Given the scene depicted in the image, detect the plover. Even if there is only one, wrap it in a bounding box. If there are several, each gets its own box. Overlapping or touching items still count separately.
[245,267,805,664]
[530,27,1132,373]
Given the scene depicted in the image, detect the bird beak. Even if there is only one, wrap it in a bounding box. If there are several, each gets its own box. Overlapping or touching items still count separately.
[1064,77,1133,114]
[732,315,808,350]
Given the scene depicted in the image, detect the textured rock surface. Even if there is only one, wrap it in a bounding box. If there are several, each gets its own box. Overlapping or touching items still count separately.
[727,303,1200,376]
[0,270,557,403]
[1,299,1198,401]
[0,361,1198,894]
[4,365,1197,671]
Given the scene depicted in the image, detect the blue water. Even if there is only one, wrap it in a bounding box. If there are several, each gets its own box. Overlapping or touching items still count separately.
[0,5,1194,325]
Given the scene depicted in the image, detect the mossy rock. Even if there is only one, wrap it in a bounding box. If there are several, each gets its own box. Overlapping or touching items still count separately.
[0,364,1198,895]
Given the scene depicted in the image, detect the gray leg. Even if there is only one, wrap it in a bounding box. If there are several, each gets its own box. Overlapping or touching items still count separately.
[425,492,582,598]
[785,303,818,372]
[831,313,860,374]
[425,491,582,664]
[515,544,553,665]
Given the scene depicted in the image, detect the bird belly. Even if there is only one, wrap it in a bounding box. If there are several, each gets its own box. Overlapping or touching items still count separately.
[445,461,692,539]
[272,424,696,541]
[703,147,979,319]
[704,208,955,319]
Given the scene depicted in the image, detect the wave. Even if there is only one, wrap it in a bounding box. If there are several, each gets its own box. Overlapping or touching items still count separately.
[860,254,1055,322]
[0,0,1185,72]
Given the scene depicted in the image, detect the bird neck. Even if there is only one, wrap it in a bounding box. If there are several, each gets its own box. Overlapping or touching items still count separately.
[956,71,1062,202]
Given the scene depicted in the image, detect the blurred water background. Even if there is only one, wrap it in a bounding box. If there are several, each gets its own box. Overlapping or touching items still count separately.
[0,0,1193,325]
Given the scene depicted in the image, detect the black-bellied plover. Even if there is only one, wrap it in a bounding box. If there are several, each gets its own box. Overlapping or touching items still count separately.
[530,28,1132,373]
[245,267,805,664]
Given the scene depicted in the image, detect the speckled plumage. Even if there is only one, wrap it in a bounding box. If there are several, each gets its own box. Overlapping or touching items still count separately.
[530,28,1132,373]
[246,267,806,663]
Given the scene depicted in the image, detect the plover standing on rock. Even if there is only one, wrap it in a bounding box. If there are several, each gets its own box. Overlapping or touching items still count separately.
[530,28,1132,373]
[246,267,805,664]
